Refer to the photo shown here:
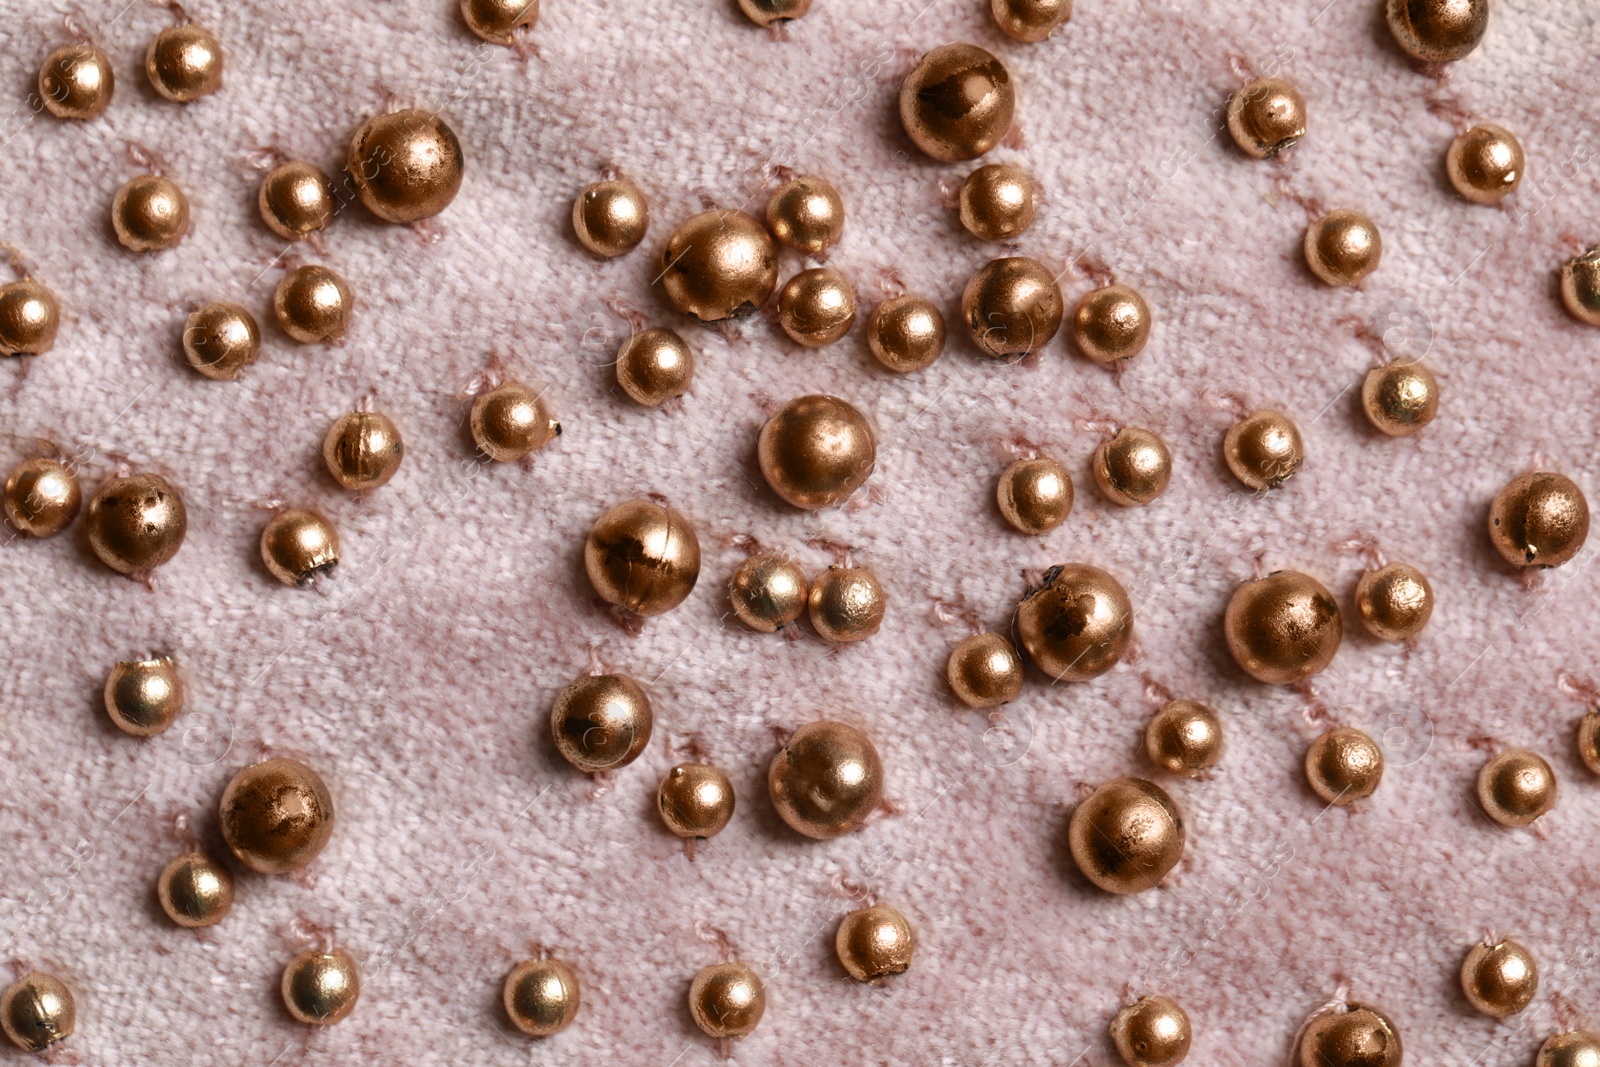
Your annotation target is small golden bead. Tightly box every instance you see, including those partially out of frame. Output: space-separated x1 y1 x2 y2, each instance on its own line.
616 327 693 405
281 949 360 1025
657 763 736 839
996 456 1073 535
946 632 1024 708
808 564 886 643
86 473 187 574
1578 711 1600 776
503 958 579 1036
1068 777 1185 894
1561 248 1600 327
1072 283 1151 365
729 553 808 633
471 381 559 462
867 294 946 373
275 264 353 344
959 164 1036 241
1016 563 1133 681
462 0 541 44
0 973 75 1052
348 109 464 224
768 720 884 839
1223 408 1303 490
737 0 810 26
259 162 335 240
157 851 234 928
260 508 340 587
573 178 649 258
899 44 1015 162
766 175 844 254
688 962 766 1039
991 0 1072 41
835 905 915 981
104 655 183 737
1227 77 1307 159
757 394 876 510
1361 362 1439 436
146 23 223 102
1110 995 1192 1067
1447 124 1523 203
38 43 113 120
4 457 79 536
0 280 61 356
584 498 701 616
1386 0 1487 62
1094 427 1171 506
183 302 260 380
322 411 402 490
1305 727 1384 805
551 674 653 773
659 209 777 323
1460 938 1538 1017
1145 700 1223 776
221 758 335 874
777 267 856 347
1488 472 1590 568
1476 748 1556 827
1224 571 1342 684
1537 1031 1600 1067
112 174 190 253
1298 1005 1402 1067
962 256 1064 359
1304 209 1382 287
1355 562 1433 641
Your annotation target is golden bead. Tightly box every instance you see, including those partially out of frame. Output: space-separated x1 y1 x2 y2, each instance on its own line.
259 162 335 240
768 720 884 839
462 0 541 44
1386 0 1487 62
1355 562 1433 641
4 457 79 537
997 456 1073 535
275 264 353 344
1304 209 1381 287
659 209 777 323
835 904 915 981
260 508 340 587
38 43 113 120
0 973 74 1052
1361 362 1438 436
947 632 1024 708
737 0 811 26
550 674 653 773
104 655 183 737
1476 748 1556 828
183 302 260 380
991 0 1072 42
688 962 766 1039
281 949 360 1025
322 410 403 490
0 280 61 355
112 174 190 253
1227 77 1306 159
1072 283 1151 365
962 256 1064 359
777 267 856 347
808 565 886 643
867 294 946 373
1145 700 1223 776
1537 1031 1600 1067
1298 1005 1402 1067
146 24 223 102
657 763 736 839
899 43 1015 162
959 164 1035 241
157 852 234 928
1460 938 1538 1017
1579 711 1600 776
1447 124 1523 203
86 473 187 574
503 958 579 1036
757 394 876 510
220 758 335 874
1094 427 1171 506
728 553 808 632
1224 570 1341 684
1016 563 1133 682
1223 408 1303 490
616 327 693 405
766 174 844 254
1068 777 1185 894
1305 727 1384 805
1110 995 1192 1067
584 498 701 615
348 109 464 224
1488 471 1590 568
573 178 649 258
1560 248 1600 327
471 381 559 462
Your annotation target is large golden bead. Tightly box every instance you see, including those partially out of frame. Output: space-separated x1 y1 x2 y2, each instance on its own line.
146 23 223 102
259 161 335 240
104 655 184 737
281 949 360 1025
275 264 353 344
86 473 188 574
867 294 946 373
183 301 260 380
38 43 113 120
1015 563 1133 682
4 457 79 536
807 565 886 643
471 381 559 462
157 851 234 928
1386 0 1487 62
220 758 335 874
583 498 700 615
1144 700 1223 777
1068 777 1185 894
112 174 190 253
348 109 464 223
260 508 340 587
757 394 876 509
1223 409 1303 490
1488 472 1589 567
1227 77 1306 159
1094 427 1172 507
899 43 1015 162
946 632 1024 708
1476 748 1555 828
322 410 403 490
503 958 579 1036
728 553 808 633
1560 248 1600 327
1304 209 1381 287
768 720 884 839
1361 362 1439 436
1355 562 1433 641
1072 283 1151 365
1224 570 1341 684
1110 995 1192 1067
835 904 915 981
777 267 856 347
962 256 1063 359
688 962 766 1039
659 209 777 323
991 0 1072 42
0 973 75 1052
996 456 1073 534
462 0 541 44
573 177 649 258
657 763 736 839
1537 1031 1600 1067
550 674 653 773
1305 727 1384 805
1460 938 1538 1017
0 280 61 355
1298 1005 1402 1067
1447 124 1523 203
766 174 844 255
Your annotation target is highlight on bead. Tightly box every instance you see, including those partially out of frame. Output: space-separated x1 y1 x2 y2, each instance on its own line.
322 410 403 490
1385 0 1488 63
991 0 1072 42
1304 209 1381 287
1355 561 1433 641
1560 248 1600 327
1446 124 1523 204
259 161 336 240
550 673 653 772
1110 995 1192 1067
1227 77 1306 159
86 473 188 574
112 174 190 253
1016 563 1133 681
348 109 465 224
38 43 114 120
766 174 845 254
757 394 876 510
768 720 884 839
573 177 649 258
1361 362 1438 437
777 267 856 347
946 632 1024 708
1223 408 1303 490
962 256 1064 359
1296 1003 1402 1067
1487 472 1590 568
1094 427 1171 506
1072 283 1151 365
1475 747 1556 828
220 757 335 874
0 279 61 356
867 294 946 373
275 265 354 344
4 457 79 536
1068 777 1185 894
1224 570 1342 684
958 163 1036 241
899 43 1015 162
615 327 693 405
728 553 808 633
996 455 1073 535
470 380 559 462
657 763 736 839
808 564 886 643
183 301 260 380
688 962 766 1039
1144 700 1223 777
584 498 701 616
157 852 235 928
659 209 777 323
1460 937 1539 1017
146 23 224 102
462 0 542 45
1304 727 1384 805
0 972 75 1052
104 655 184 737
503 957 580 1036
260 508 341 587
835 904 916 981
281 949 360 1025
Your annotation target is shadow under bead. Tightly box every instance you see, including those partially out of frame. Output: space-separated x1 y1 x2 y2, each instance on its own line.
1227 77 1306 159
503 958 579 1036
657 763 735 839
146 23 223 102
471 380 559 462
991 0 1072 42
766 174 844 254
777 267 856 347
959 163 1035 241
737 0 811 26
1015 563 1133 681
281 949 360 1025
275 264 353 344
808 565 886 643
322 411 403 490
0 973 74 1052
1304 209 1381 287
1561 248 1600 326
86 472 188 574
550 673 653 773
260 508 340 586
259 161 336 240
1362 362 1438 436
1223 408 1302 490
616 327 693 405
1297 1005 1402 1067
1072 283 1151 364
462 0 541 44
659 209 777 323
38 43 114 120
868 294 946 373
757 394 876 509
573 177 649 258
1386 0 1488 62
946 632 1024 708
4 457 79 536
183 301 260 380
728 553 808 632
962 256 1063 359
104 655 184 736
1356 561 1433 641
1068 777 1185 894
899 43 1015 162
1476 748 1556 827
768 720 883 839
1305 727 1384 805
348 109 464 224
1537 1031 1600 1067
1224 570 1341 684
997 456 1072 534
0 280 61 355
584 498 700 615
1460 937 1539 1017
688 962 766 1039
1145 700 1223 776
157 851 234 928
112 174 190 253
1488 471 1590 567
1447 124 1523 204
1094 426 1171 506
835 904 915 981
220 757 335 874
1110 995 1192 1067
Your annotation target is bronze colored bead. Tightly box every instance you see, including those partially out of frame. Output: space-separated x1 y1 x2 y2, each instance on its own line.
1068 777 1185 894
1304 210 1381 287
616 327 693 405
1227 77 1306 159
275 264 353 344
659 209 777 323
0 973 75 1052
112 174 190 253
1298 1005 1402 1067
584 498 701 616
768 720 884 839
757 394 876 510
991 0 1072 42
183 302 260 380
657 763 736 839
728 553 808 633
1016 563 1133 682
867 294 945 373
1362 362 1439 436
220 758 335 874
1145 700 1223 776
1224 408 1303 490
146 23 223 102
777 267 856 347
86 473 187 574
1488 472 1590 568
104 655 183 737
1537 1031 1600 1067
808 565 886 643
1579 711 1600 776
899 43 1015 162
281 949 360 1025
4 457 79 536
1110 995 1192 1067
737 0 810 25
1224 570 1341 684
947 632 1024 708
997 456 1072 535
766 175 844 254
688 962 766 1039
573 178 649 258
1072 283 1151 364
1476 748 1556 827
471 381 559 462
38 43 113 120
348 109 464 224
0 280 61 356
962 256 1063 359
1447 124 1523 203
259 162 335 240
835 904 915 981
550 673 653 773
1561 248 1600 327
1461 938 1538 1017
157 852 234 928
1355 562 1433 641
260 508 340 587
1386 0 1487 62
322 411 403 490
959 164 1035 241
462 0 541 44
1094 427 1171 506
503 958 579 1036
1305 727 1384 805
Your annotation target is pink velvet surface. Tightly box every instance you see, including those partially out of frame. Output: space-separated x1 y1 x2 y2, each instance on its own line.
3 0 1599 1063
